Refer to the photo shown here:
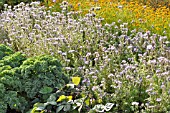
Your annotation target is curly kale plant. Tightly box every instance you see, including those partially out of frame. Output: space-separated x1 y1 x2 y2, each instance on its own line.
18 55 69 99
0 44 68 113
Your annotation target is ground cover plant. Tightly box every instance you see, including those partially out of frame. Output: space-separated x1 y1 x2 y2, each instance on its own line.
0 44 69 112
0 1 170 113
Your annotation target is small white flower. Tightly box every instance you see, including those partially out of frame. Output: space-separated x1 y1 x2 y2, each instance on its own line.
123 23 128 26
118 19 121 23
89 72 95 75
62 52 67 56
4 4 8 8
108 73 114 78
146 88 153 92
156 98 161 102
95 7 101 10
34 24 41 30
127 45 133 49
92 86 98 91
148 106 155 108
150 59 157 65
68 50 75 53
86 52 91 57
132 102 139 106
120 24 124 28
118 5 123 9
146 45 153 50
65 67 71 70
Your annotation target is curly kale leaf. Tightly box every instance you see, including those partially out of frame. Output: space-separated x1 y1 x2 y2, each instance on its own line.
0 69 15 76
0 52 26 68
0 83 5 97
4 91 27 112
20 55 68 83
0 44 14 60
0 101 7 113
0 65 12 73
0 83 7 113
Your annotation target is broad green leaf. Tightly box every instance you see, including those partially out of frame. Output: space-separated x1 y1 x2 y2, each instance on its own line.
33 103 45 111
39 86 53 94
63 104 71 112
47 94 56 102
85 98 90 106
46 101 57 105
56 84 63 89
72 77 81 85
31 98 40 104
56 105 64 113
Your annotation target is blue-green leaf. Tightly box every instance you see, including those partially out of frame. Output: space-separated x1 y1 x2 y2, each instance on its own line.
33 103 45 111
47 94 56 102
39 86 53 94
63 104 71 112
56 105 64 113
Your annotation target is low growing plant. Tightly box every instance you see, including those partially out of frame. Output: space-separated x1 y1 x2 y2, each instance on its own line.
0 44 69 113
31 76 115 113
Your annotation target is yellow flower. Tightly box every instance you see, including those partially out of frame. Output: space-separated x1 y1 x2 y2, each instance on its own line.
72 77 81 85
57 95 66 102
57 95 73 102
67 96 73 101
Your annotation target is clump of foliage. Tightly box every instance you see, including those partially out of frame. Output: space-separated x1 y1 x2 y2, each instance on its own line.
31 76 115 113
30 77 84 113
0 44 68 113
0 44 14 60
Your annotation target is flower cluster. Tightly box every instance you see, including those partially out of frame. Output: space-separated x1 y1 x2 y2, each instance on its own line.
44 0 170 39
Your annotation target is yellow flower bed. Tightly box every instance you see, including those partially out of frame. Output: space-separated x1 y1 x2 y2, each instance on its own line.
44 0 170 38
95 1 170 35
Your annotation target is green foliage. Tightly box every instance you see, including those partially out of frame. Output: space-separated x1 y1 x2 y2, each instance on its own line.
0 44 68 112
31 83 86 113
31 81 115 113
0 52 26 68
0 44 14 60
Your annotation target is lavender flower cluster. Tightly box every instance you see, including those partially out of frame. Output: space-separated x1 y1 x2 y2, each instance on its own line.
0 1 170 112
